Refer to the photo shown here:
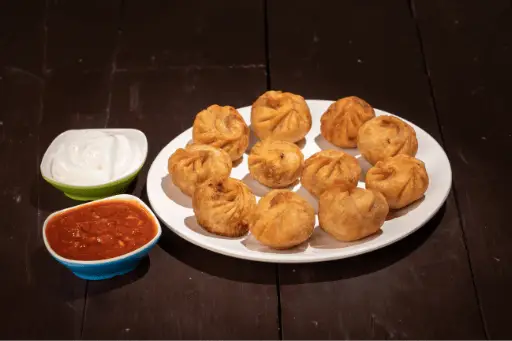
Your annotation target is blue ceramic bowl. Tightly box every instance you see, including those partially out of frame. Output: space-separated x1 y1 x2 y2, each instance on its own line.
42 194 162 280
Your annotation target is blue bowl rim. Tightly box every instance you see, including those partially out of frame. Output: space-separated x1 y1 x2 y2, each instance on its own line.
42 194 162 265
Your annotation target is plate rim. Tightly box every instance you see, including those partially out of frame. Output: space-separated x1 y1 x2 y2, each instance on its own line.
146 99 452 263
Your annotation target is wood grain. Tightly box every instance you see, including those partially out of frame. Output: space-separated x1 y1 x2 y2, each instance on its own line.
117 0 266 69
0 0 46 74
267 0 485 338
80 1 278 338
37 1 121 213
81 69 279 340
1 0 121 338
0 0 86 338
1 0 509 338
413 0 512 338
45 0 122 72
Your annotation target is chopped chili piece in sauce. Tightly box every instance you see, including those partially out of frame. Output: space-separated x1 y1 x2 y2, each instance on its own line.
45 200 157 261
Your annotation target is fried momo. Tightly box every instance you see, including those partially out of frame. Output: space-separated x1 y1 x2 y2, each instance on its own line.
168 144 232 197
320 96 375 148
365 154 429 209
248 139 304 188
319 187 389 242
357 115 418 165
251 91 312 143
193 178 256 237
192 104 249 161
301 150 361 198
249 190 315 249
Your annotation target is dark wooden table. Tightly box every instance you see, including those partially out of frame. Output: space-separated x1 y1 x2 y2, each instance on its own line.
1 0 511 339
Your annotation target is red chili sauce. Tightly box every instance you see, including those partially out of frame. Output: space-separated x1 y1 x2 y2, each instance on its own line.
45 200 157 261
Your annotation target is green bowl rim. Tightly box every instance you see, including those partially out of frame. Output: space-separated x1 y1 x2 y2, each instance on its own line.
41 162 145 190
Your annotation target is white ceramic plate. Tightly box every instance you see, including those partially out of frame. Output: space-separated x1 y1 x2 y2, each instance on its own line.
146 100 451 263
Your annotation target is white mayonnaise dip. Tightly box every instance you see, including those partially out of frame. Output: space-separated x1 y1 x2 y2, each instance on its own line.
49 130 142 186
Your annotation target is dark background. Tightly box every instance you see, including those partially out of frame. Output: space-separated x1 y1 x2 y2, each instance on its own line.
0 0 511 339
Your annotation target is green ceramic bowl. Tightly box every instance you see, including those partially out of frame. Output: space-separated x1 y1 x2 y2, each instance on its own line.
40 129 148 201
